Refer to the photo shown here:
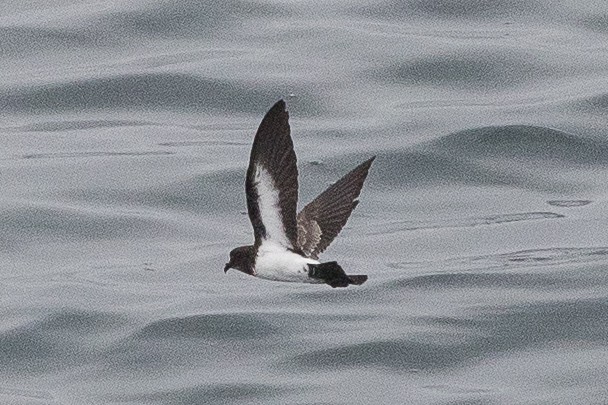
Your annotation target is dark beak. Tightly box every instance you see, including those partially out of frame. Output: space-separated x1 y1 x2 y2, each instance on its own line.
224 263 230 273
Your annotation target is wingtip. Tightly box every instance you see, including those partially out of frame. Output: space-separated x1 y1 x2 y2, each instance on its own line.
271 99 287 111
258 99 289 126
356 155 376 171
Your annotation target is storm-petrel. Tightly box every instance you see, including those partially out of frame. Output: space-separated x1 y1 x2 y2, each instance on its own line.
224 100 374 288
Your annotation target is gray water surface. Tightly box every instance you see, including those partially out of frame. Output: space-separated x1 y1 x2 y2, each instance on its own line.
2 1 608 404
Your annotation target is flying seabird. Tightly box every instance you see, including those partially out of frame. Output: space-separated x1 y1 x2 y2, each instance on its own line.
224 100 374 288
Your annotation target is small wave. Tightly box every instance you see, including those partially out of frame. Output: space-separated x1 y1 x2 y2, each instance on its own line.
100 313 283 373
0 387 55 402
421 384 494 395
422 297 608 351
578 14 608 35
0 310 126 375
369 150 578 192
4 119 160 133
280 339 465 372
387 271 587 291
1 1 287 57
1 203 172 243
90 0 285 39
158 140 247 147
0 26 99 56
372 212 563 235
576 92 608 115
21 151 173 160
64 169 244 214
284 297 608 373
0 73 318 115
112 383 289 404
30 310 127 334
354 0 543 20
389 247 608 271
547 200 592 208
378 50 549 90
131 313 277 341
425 125 608 165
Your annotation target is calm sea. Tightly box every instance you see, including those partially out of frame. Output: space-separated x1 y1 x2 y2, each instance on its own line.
1 1 608 404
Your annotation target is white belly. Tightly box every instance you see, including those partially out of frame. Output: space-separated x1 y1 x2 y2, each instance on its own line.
255 242 322 283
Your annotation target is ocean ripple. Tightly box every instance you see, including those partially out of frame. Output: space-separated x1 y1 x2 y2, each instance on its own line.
1 203 171 243
112 383 290 405
282 298 608 372
131 313 278 340
281 339 472 372
0 73 317 114
371 212 563 235
0 310 126 375
425 125 608 165
0 26 100 56
90 0 285 39
355 0 544 20
389 247 608 272
64 169 244 214
382 51 549 90
3 119 161 133
370 150 578 192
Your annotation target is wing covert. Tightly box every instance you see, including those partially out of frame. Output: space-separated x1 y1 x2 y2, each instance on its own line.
297 157 375 258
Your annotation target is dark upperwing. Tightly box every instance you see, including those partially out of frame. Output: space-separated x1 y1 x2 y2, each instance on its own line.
245 99 300 250
297 157 375 259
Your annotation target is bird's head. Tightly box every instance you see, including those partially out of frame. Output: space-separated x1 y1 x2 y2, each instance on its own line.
224 245 255 275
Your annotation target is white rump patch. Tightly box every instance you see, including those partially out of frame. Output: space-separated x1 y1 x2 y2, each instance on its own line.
254 164 291 248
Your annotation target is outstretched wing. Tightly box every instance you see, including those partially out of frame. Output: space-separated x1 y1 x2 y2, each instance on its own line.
246 100 300 250
297 157 375 259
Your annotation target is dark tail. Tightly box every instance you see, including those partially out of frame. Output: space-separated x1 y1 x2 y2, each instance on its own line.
347 275 368 285
308 262 368 288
